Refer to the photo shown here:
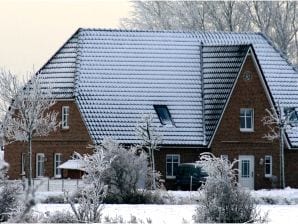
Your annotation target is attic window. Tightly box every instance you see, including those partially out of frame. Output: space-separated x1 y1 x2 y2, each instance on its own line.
154 105 173 125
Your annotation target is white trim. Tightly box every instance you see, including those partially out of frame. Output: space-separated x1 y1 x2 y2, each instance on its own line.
208 47 276 148
264 155 273 177
166 154 180 179
56 99 75 102
239 155 255 189
240 108 254 132
61 106 70 129
36 153 45 178
54 153 62 178
21 153 26 175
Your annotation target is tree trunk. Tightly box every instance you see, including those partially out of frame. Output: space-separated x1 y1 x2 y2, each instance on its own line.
151 147 156 190
28 134 32 187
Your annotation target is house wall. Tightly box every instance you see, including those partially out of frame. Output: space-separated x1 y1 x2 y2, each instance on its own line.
285 149 298 188
155 147 207 190
210 54 281 189
4 100 92 179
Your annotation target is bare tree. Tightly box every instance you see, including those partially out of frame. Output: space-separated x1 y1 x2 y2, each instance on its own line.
136 114 162 190
0 70 59 187
122 1 297 65
262 104 297 188
205 1 252 32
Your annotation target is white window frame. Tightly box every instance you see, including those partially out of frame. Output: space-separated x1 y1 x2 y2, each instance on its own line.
36 153 45 178
166 154 180 179
240 108 254 132
21 153 26 175
264 155 272 177
54 153 62 178
62 106 70 129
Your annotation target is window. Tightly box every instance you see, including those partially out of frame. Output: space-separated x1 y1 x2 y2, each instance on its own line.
54 153 62 178
154 105 174 125
166 154 180 178
36 153 45 177
240 108 254 131
264 155 272 177
62 106 69 129
241 160 250 178
21 153 26 175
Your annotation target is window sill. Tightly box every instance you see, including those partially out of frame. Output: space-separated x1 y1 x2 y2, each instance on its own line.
54 175 62 179
61 127 70 131
240 129 254 133
166 176 176 180
265 174 272 178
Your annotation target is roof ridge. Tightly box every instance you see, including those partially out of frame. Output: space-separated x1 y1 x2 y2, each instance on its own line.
77 27 261 35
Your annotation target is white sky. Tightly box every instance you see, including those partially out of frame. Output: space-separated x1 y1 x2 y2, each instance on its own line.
0 0 131 77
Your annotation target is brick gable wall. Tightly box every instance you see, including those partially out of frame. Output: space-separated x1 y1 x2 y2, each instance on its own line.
211 54 280 189
4 101 93 179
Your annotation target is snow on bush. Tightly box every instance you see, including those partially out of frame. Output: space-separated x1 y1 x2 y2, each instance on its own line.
193 152 266 223
0 164 23 222
42 210 77 223
100 138 150 203
66 144 112 223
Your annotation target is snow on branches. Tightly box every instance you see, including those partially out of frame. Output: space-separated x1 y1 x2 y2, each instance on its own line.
2 73 59 143
136 114 162 190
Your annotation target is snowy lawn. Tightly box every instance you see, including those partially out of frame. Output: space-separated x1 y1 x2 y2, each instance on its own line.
34 203 298 224
36 187 298 205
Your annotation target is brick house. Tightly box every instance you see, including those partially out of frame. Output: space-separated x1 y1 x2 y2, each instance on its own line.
4 29 298 190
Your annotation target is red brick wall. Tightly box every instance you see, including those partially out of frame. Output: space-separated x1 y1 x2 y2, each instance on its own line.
4 100 92 179
285 149 298 188
210 55 281 189
155 147 207 190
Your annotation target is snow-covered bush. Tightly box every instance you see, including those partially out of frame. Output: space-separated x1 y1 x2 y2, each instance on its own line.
42 211 77 223
0 166 23 222
193 153 266 223
0 159 26 222
66 145 112 223
101 138 148 203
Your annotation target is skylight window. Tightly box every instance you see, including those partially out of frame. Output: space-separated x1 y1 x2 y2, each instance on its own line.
154 105 174 126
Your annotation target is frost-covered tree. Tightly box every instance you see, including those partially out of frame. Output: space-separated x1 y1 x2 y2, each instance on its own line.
0 70 59 187
136 114 162 190
194 153 266 223
262 104 298 189
122 1 297 65
66 144 113 223
100 138 148 202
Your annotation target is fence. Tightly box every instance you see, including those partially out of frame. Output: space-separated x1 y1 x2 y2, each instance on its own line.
19 178 85 192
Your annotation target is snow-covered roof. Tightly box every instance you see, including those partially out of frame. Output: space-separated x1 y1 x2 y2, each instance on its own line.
57 159 85 171
37 29 298 147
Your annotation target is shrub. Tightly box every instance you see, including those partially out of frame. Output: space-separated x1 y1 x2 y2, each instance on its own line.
193 153 267 223
101 138 148 203
104 190 164 204
42 211 77 223
0 181 22 222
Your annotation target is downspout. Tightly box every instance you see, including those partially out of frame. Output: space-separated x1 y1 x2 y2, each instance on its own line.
200 42 207 146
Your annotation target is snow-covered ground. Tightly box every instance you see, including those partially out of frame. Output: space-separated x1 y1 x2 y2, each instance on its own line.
33 188 298 222
34 203 298 224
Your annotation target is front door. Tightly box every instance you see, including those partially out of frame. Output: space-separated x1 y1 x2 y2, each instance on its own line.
239 155 254 189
